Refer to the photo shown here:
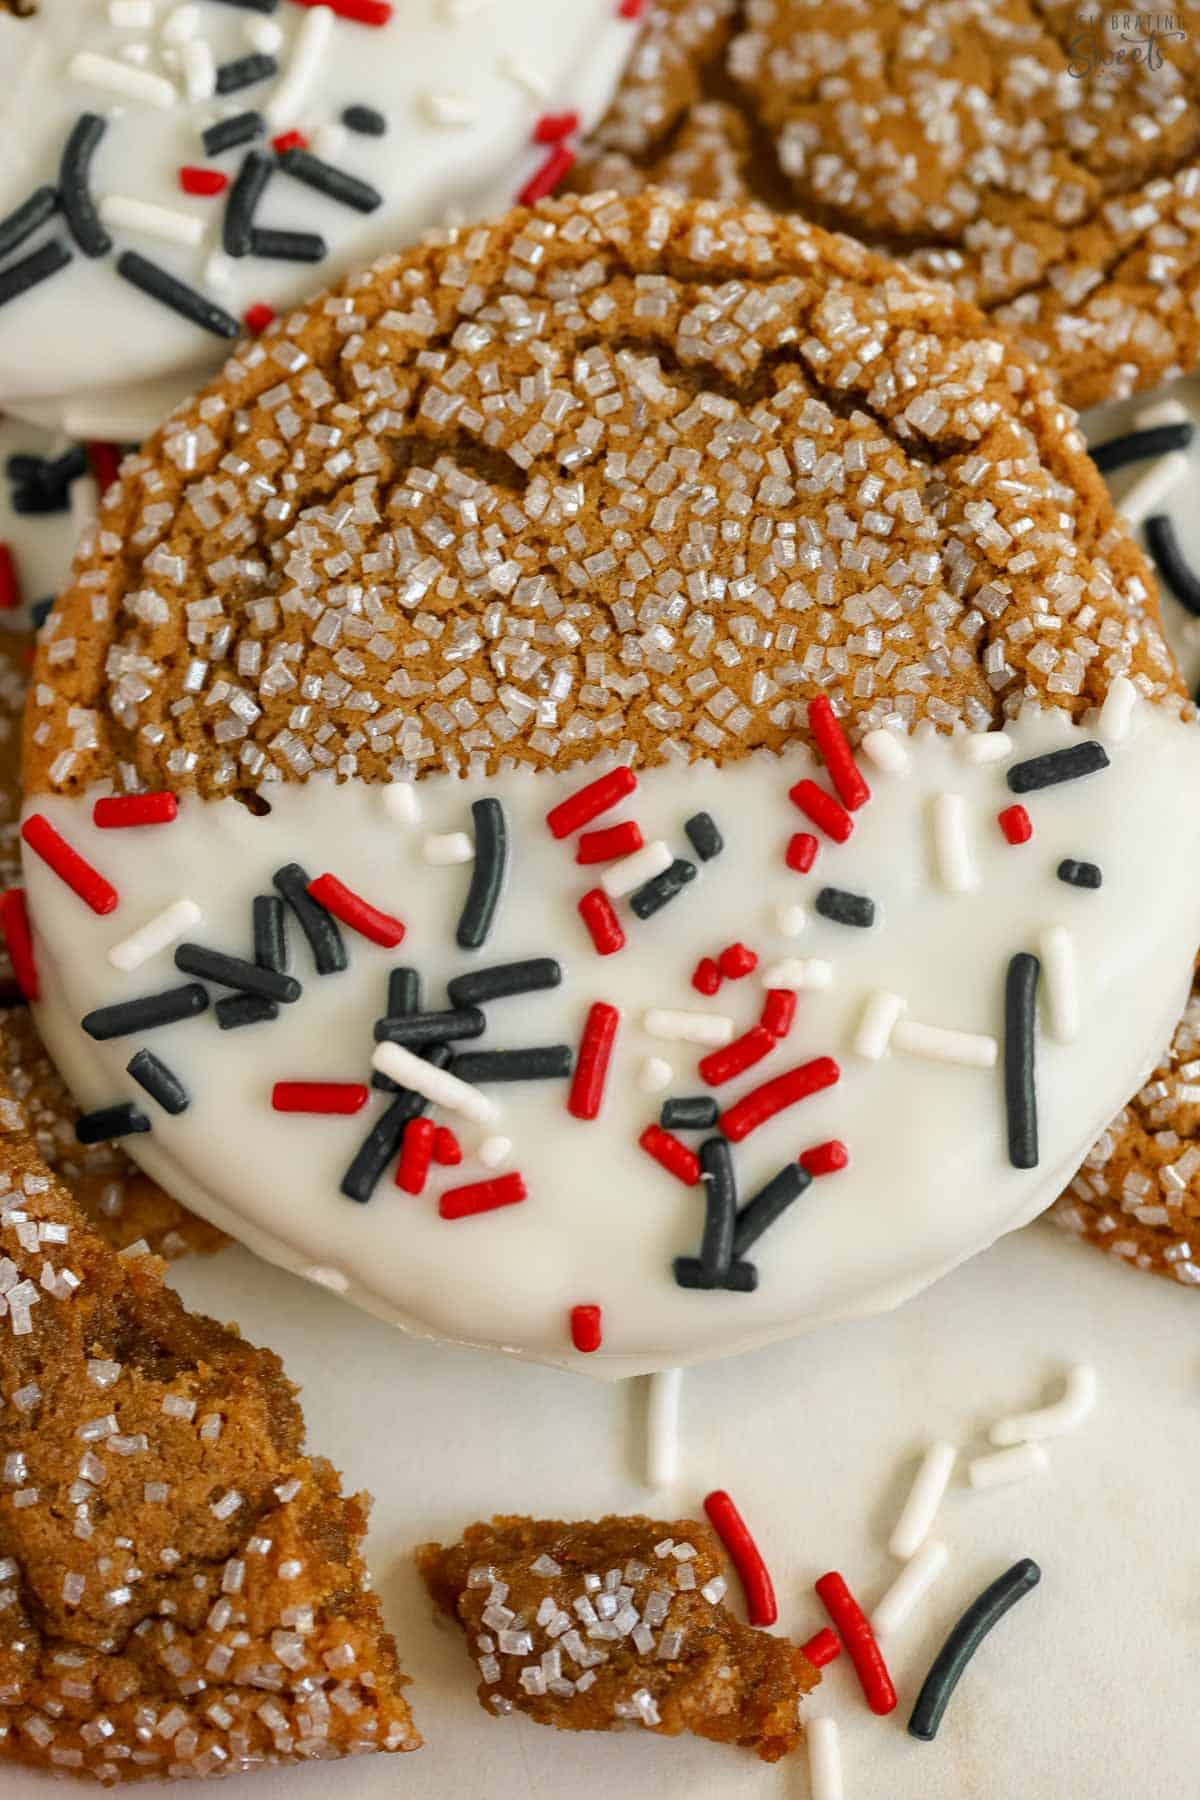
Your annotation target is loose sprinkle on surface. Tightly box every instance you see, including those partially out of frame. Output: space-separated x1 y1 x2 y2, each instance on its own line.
908 1559 1041 1742
966 1442 1049 1490
703 1489 777 1628
988 1364 1097 1446
871 1538 949 1639
888 1440 957 1560
814 1570 896 1715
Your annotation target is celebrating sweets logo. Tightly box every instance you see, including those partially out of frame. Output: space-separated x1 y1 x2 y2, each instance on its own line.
1068 10 1188 74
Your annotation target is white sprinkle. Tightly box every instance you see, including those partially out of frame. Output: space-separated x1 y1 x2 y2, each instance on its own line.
108 898 202 973
861 727 910 774
1120 452 1188 529
888 1439 957 1559
109 0 154 25
1038 926 1079 1044
931 791 976 893
500 51 549 96
1097 674 1136 744
988 1364 1097 1447
643 1008 734 1048
959 731 1013 766
423 831 473 865
64 402 158 442
242 13 283 52
265 3 334 125
422 90 480 127
381 781 420 824
892 1018 997 1069
180 36 216 101
477 1136 512 1170
806 1717 843 1800
645 1368 682 1490
601 839 672 898
872 1538 949 1638
761 957 831 992
70 474 99 533
372 1042 498 1125
304 1265 348 1294
1134 396 1189 430
773 901 806 937
162 4 200 43
99 195 205 248
637 1057 673 1094
69 50 177 108
853 989 905 1060
967 1441 1049 1491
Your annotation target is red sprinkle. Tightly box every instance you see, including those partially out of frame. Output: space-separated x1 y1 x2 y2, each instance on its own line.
21 815 118 915
570 1303 602 1353
0 545 20 612
814 1571 897 1715
786 831 818 873
179 165 229 197
998 803 1032 845
568 1001 619 1120
617 0 645 14
86 441 122 494
243 302 276 335
517 143 575 207
703 1489 777 1627
546 765 637 837
638 1124 701 1186
801 1139 849 1177
439 1172 527 1221
576 820 643 864
533 110 579 143
432 1125 462 1166
0 889 38 1001
760 988 796 1038
808 695 871 811
800 1627 842 1670
578 887 625 955
718 941 757 980
395 1117 435 1194
271 1081 369 1115
720 1056 840 1142
691 955 722 996
271 129 308 153
290 0 392 22
789 779 853 843
306 873 404 947
698 1025 776 1088
92 792 177 829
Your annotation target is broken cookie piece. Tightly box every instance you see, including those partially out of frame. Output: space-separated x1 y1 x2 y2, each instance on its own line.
418 1513 817 1761
0 1073 419 1781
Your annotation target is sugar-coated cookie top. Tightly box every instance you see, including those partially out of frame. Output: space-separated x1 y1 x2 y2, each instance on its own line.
0 0 641 435
23 188 1183 803
574 0 1200 410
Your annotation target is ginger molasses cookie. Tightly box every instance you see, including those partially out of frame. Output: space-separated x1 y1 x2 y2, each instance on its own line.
18 188 1200 1374
0 1073 420 1781
0 0 644 438
573 1 1200 412
418 1513 819 1757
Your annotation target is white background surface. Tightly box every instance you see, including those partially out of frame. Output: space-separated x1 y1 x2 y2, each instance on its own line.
11 1219 1200 1798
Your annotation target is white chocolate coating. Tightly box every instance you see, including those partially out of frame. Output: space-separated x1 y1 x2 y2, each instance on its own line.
23 697 1200 1375
0 0 638 435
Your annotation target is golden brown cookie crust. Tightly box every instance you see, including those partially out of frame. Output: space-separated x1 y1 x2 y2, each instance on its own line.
573 1 1200 410
23 188 1183 807
0 1076 419 1780
418 1512 816 1760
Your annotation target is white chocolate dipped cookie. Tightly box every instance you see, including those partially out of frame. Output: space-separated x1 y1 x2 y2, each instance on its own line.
18 189 1200 1374
0 0 642 437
